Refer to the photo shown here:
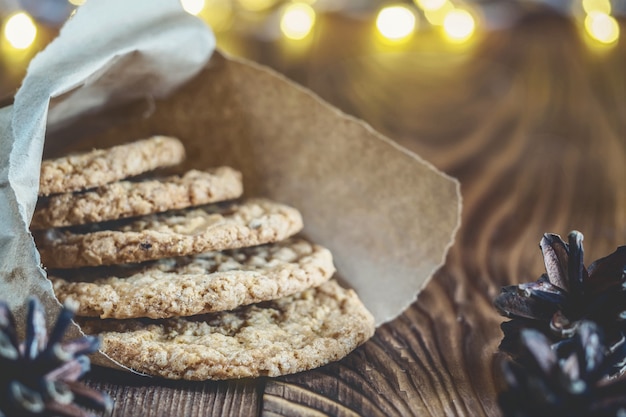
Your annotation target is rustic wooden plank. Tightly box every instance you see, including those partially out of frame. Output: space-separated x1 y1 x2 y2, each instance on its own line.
83 367 262 417
264 348 417 417
257 11 625 417
264 382 362 417
258 276 501 417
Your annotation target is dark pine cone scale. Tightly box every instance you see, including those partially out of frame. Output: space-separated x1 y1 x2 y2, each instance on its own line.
0 297 112 417
495 231 626 375
499 321 626 417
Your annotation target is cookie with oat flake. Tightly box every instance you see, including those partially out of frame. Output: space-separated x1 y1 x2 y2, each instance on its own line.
39 136 186 196
79 280 375 380
36 198 303 268
32 167 243 229
50 237 335 319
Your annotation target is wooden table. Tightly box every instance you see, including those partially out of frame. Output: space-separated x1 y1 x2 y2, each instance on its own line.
72 9 623 417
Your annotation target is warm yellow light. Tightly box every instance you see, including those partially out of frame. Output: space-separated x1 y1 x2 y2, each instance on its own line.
68 0 86 6
585 11 619 44
582 0 611 14
202 0 234 32
376 5 416 41
423 1 453 25
280 3 316 40
181 0 205 15
3 12 37 50
238 0 278 12
414 0 447 11
443 9 475 42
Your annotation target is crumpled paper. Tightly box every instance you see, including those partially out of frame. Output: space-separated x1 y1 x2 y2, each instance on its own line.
0 0 461 373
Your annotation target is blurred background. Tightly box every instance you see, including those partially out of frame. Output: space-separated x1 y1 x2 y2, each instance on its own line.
0 0 623 104
0 3 624 415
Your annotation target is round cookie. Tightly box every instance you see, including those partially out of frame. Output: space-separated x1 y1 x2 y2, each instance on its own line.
36 198 303 268
39 136 186 196
32 167 243 229
51 238 335 319
79 280 376 380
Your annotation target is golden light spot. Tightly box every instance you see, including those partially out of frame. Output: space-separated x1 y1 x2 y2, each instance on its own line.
414 0 447 11
181 0 205 15
238 0 278 12
280 3 316 40
582 0 611 15
3 12 37 50
376 5 417 41
423 0 453 25
443 9 475 42
202 0 234 32
585 11 619 44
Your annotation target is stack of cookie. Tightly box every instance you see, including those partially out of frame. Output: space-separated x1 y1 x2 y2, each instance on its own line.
32 136 375 380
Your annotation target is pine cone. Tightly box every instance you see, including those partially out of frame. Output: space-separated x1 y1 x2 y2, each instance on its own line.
498 321 626 417
495 231 626 374
0 297 112 417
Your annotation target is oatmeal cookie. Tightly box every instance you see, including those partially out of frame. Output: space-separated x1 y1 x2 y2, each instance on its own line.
51 238 335 319
32 168 243 229
39 136 185 196
36 198 303 268
80 280 375 380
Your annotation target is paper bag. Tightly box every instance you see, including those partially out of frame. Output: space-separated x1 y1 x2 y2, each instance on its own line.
0 0 461 372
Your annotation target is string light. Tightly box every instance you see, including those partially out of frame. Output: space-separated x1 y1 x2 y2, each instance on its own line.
202 0 234 32
584 11 619 44
238 0 278 12
414 0 447 12
181 0 205 15
582 0 611 14
3 12 37 50
423 0 453 26
280 3 316 40
443 8 475 42
376 5 417 41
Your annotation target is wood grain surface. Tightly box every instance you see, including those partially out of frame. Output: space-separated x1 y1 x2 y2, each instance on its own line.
81 10 625 417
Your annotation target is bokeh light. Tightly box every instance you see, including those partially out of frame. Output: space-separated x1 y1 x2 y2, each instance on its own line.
238 0 278 12
181 0 205 15
280 3 316 40
443 9 475 42
376 5 417 41
582 0 611 15
414 0 447 12
584 11 619 44
202 0 234 32
3 12 37 50
423 0 453 26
